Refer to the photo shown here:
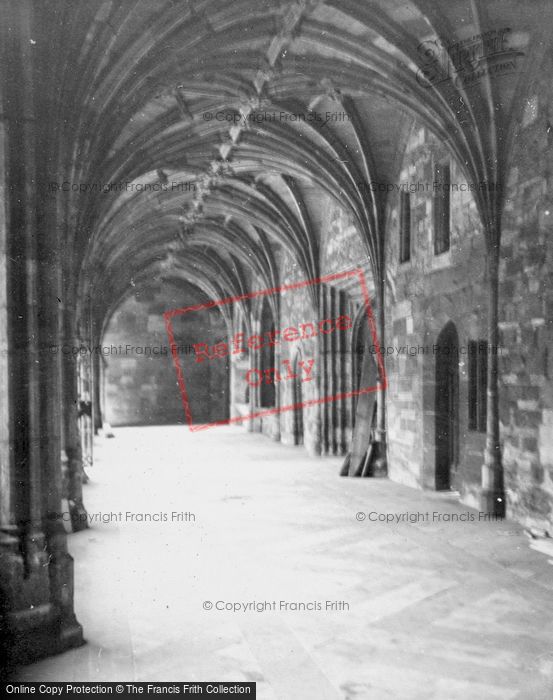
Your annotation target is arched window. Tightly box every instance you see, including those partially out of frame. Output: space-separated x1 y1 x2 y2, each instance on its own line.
435 321 459 490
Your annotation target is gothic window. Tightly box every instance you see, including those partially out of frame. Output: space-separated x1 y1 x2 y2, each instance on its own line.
433 161 450 254
399 191 411 263
468 340 487 432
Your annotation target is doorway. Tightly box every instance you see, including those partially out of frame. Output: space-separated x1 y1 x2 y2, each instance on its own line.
435 321 459 490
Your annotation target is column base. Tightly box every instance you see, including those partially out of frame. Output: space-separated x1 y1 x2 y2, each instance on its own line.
69 499 89 532
343 440 388 478
3 606 84 671
367 440 388 478
0 525 84 672
57 617 85 653
480 488 506 517
371 454 388 478
0 564 84 673
339 453 351 476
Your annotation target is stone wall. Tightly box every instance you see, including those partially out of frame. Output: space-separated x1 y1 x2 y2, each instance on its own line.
236 219 366 456
384 124 488 501
318 197 373 454
277 248 322 455
499 51 553 531
103 282 229 427
274 195 374 456
215 122 553 533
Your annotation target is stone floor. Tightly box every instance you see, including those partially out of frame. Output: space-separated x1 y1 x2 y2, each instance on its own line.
16 426 553 699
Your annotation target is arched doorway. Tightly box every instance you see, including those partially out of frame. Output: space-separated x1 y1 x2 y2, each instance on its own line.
292 353 304 445
435 321 459 490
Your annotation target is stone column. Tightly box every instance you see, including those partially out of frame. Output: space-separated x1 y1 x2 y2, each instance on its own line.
40 190 84 662
78 339 94 469
337 289 348 454
0 1 54 667
0 48 25 674
0 0 83 665
372 279 388 477
250 315 261 433
481 237 506 516
92 342 103 434
247 328 255 432
328 286 337 454
320 285 329 454
62 306 88 532
36 17 84 655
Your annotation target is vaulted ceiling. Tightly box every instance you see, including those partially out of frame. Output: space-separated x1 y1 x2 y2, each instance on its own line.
16 0 551 332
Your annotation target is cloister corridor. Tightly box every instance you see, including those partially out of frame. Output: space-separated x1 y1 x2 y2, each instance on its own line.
15 426 553 700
